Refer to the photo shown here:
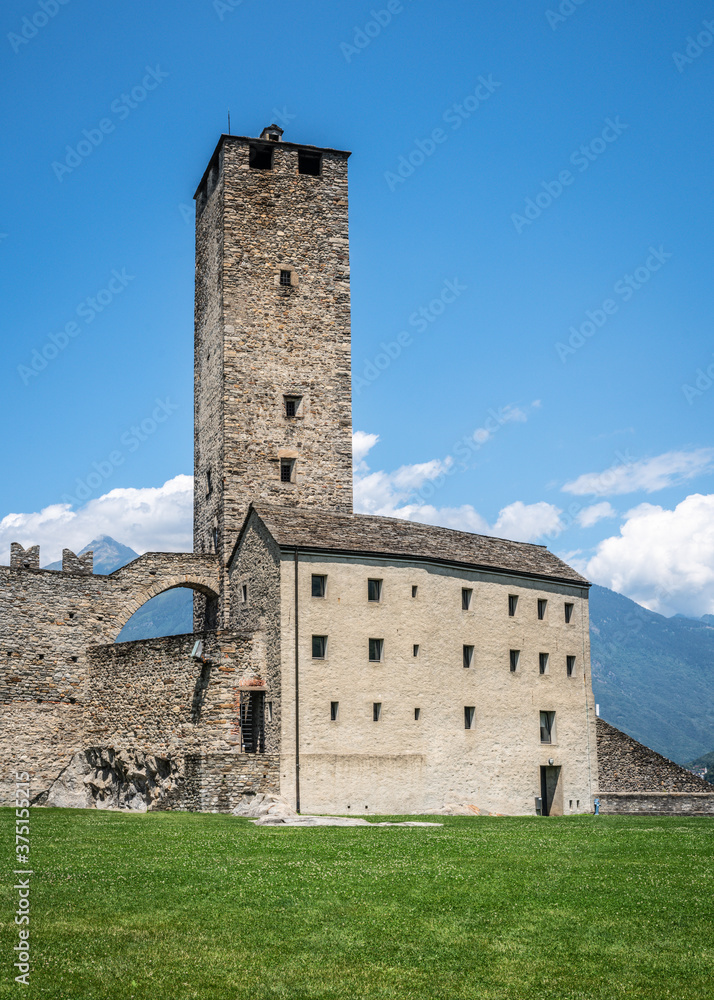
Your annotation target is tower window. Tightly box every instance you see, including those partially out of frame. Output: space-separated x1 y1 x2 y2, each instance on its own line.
464 706 475 730
567 655 576 677
206 470 212 496
280 269 292 287
540 711 555 744
538 599 548 620
312 574 326 598
509 649 520 672
508 594 518 617
367 578 382 602
539 652 549 675
564 602 574 624
463 645 474 668
268 132 280 142
284 394 301 416
462 587 473 610
373 702 382 722
414 707 421 720
298 150 322 176
412 585 418 598
280 459 295 483
330 701 339 721
249 143 273 170
368 638 384 662
241 584 248 603
413 644 419 657
312 635 327 659
267 701 273 723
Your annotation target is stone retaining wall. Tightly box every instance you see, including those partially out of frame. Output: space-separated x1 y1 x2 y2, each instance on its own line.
598 792 714 815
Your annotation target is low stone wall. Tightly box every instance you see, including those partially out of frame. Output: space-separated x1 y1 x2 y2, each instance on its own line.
596 718 711 793
165 753 281 813
598 792 714 815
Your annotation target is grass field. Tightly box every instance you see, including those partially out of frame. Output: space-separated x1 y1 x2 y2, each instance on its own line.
1 809 713 999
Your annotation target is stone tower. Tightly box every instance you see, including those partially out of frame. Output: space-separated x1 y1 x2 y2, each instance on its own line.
192 125 354 585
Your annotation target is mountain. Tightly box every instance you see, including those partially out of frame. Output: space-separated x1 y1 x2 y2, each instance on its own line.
589 584 714 765
44 536 140 575
683 749 714 784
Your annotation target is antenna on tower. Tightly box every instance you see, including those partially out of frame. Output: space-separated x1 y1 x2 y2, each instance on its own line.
227 109 231 135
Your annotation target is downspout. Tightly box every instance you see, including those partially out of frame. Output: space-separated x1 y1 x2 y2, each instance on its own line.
294 547 301 814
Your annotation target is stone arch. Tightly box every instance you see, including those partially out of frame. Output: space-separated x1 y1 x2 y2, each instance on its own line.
108 577 219 643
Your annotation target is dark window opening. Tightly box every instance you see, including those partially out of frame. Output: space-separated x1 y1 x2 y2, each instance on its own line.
373 702 382 722
414 707 421 720
368 578 382 602
241 584 248 603
206 469 212 496
241 691 265 754
249 143 273 170
508 594 518 617
564 602 574 624
464 706 475 730
330 701 339 721
280 459 294 483
463 644 474 669
462 587 473 610
266 701 273 722
298 150 322 176
413 643 419 657
538 598 548 620
268 132 280 142
412 585 418 598
312 574 326 598
510 649 520 673
280 269 292 287
539 652 549 675
368 638 383 662
540 710 555 744
284 394 301 416
312 635 327 659
567 655 576 677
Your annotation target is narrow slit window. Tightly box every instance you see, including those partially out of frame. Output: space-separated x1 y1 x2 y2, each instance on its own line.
373 702 382 722
464 706 475 730
462 587 473 611
540 710 555 744
413 643 419 657
564 602 574 624
280 269 292 287
311 574 326 598
312 635 327 659
367 578 382 602
330 701 339 721
414 707 421 720
284 394 301 416
508 594 518 617
212 527 219 552
412 585 418 598
567 655 576 677
266 702 273 723
241 584 248 603
249 143 273 170
463 645 474 668
538 598 548 620
298 150 322 176
368 638 384 662
539 652 549 675
280 459 294 483
509 649 520 672
206 469 212 496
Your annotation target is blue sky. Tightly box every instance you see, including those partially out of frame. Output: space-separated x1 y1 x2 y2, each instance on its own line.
1 0 713 616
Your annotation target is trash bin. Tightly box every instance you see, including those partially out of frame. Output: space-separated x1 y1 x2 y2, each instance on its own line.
535 796 543 816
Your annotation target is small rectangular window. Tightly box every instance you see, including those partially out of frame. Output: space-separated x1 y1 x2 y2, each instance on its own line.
267 701 273 723
312 635 327 659
206 469 212 496
564 602 574 624
508 594 518 617
298 150 322 176
413 644 419 657
241 584 248 603
311 574 326 598
540 710 555 744
566 655 576 677
280 458 294 483
212 527 219 552
367 578 382 602
462 587 473 610
249 143 273 170
538 598 548 620
280 269 292 287
368 638 384 662
463 644 474 669
539 652 549 675
464 706 475 729
373 702 382 722
330 701 339 721
414 707 421 720
411 585 418 598
509 649 520 672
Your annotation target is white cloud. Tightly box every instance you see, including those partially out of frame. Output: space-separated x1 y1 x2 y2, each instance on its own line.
0 475 194 566
584 493 714 616
472 403 529 445
563 449 714 497
492 501 563 542
352 431 379 465
576 501 616 528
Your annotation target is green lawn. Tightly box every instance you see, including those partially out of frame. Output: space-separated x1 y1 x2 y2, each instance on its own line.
1 809 712 999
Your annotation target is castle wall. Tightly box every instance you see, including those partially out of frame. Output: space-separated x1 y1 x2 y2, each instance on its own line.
279 551 597 816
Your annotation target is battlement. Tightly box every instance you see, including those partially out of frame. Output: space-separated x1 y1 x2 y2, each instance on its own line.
62 549 94 575
8 543 93 574
10 543 40 570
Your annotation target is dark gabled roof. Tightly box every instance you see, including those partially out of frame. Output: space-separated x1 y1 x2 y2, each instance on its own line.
238 504 589 587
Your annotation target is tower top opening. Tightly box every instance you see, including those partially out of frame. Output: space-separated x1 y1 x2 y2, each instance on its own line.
260 124 284 141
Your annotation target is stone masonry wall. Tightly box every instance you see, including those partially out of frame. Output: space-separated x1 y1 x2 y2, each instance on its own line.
596 717 712 793
597 792 714 815
166 752 281 812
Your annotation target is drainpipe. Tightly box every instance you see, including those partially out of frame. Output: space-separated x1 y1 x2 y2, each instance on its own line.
294 547 301 814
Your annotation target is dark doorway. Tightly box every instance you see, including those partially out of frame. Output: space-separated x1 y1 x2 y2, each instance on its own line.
240 691 265 754
540 765 562 816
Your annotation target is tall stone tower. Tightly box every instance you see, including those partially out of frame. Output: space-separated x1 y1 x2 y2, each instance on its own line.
193 125 354 582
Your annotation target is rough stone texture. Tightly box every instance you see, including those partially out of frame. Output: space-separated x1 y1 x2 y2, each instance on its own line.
193 132 354 633
596 718 712 792
11 543 39 570
597 792 714 815
173 753 280 812
62 549 93 574
38 748 180 811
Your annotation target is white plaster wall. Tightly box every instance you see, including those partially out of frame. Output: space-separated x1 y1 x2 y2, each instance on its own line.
279 552 597 816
